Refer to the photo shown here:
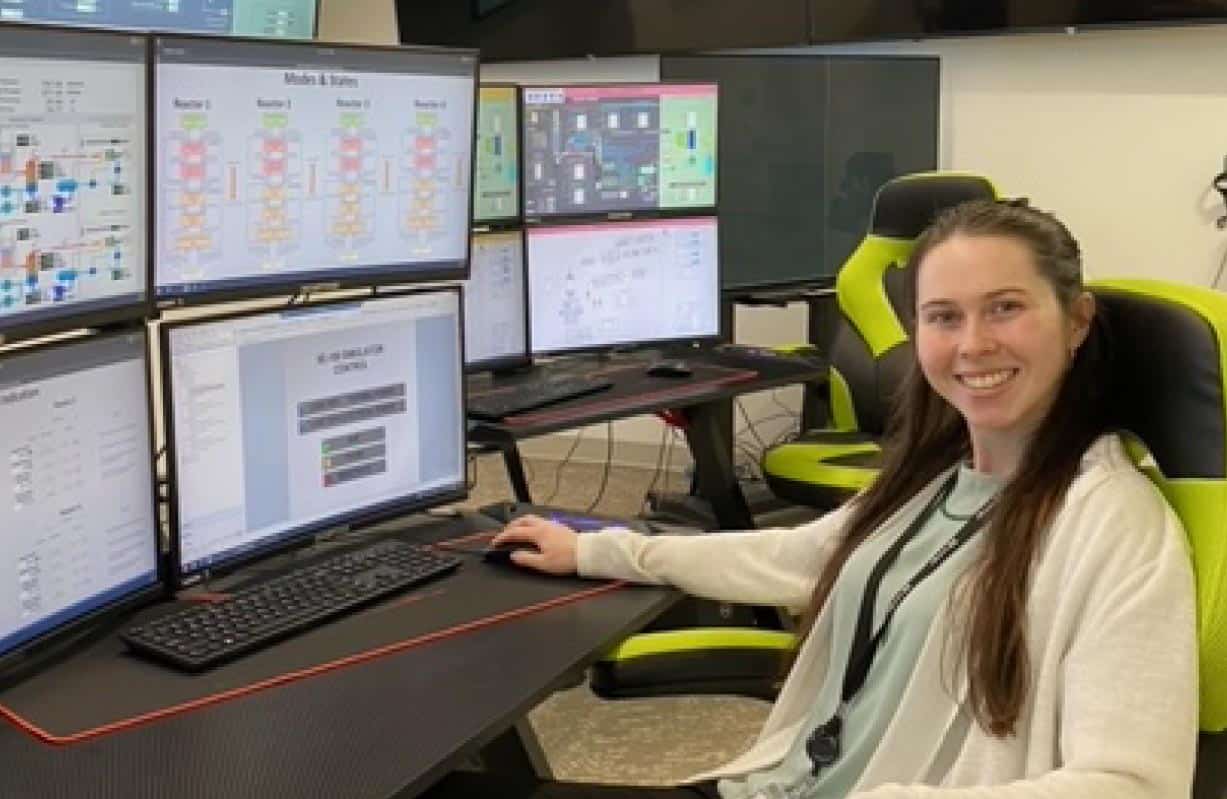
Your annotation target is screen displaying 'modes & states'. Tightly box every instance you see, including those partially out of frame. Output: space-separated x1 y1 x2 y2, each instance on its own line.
154 36 476 304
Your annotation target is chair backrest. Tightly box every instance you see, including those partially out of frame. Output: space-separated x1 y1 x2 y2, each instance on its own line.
827 172 1000 435
1092 279 1227 735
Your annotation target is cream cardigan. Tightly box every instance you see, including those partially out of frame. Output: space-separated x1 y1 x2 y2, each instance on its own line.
576 435 1198 798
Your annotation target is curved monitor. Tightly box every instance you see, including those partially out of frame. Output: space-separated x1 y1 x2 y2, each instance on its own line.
522 83 718 220
464 229 528 372
473 85 520 225
162 289 467 585
0 24 149 344
0 329 160 679
527 216 721 355
153 35 478 306
0 0 318 39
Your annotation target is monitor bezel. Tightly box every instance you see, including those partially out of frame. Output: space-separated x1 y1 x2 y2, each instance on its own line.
525 215 725 358
150 32 480 310
464 227 531 374
0 21 153 347
0 324 165 688
471 82 523 229
518 80 721 224
160 286 470 589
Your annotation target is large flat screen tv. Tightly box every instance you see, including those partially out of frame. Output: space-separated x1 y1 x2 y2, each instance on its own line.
809 1 1227 44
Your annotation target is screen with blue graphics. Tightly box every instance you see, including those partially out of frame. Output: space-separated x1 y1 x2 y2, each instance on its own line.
0 25 148 342
0 1 317 39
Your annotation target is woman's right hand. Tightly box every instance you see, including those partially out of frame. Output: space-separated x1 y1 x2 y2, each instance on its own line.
489 515 580 575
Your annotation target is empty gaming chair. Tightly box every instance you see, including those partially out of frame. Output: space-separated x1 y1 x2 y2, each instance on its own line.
761 172 1000 510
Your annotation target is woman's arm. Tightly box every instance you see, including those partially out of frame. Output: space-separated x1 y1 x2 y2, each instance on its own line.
493 502 856 613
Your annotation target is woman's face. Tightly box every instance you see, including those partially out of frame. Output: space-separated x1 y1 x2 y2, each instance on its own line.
914 233 1092 445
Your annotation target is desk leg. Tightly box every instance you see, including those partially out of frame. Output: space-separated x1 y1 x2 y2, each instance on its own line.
478 719 554 780
501 443 534 503
682 402 755 530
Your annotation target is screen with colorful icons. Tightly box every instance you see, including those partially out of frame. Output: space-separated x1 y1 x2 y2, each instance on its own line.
153 35 477 304
473 85 519 223
0 25 149 342
522 83 717 217
0 1 317 39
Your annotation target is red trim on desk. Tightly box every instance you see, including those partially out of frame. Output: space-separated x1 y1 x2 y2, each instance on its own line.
0 580 627 748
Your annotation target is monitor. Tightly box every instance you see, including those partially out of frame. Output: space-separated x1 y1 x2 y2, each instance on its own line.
0 24 148 344
0 1 319 39
660 54 939 293
0 329 160 675
522 83 718 219
464 229 527 371
162 289 467 585
526 216 721 355
153 35 478 306
473 85 519 225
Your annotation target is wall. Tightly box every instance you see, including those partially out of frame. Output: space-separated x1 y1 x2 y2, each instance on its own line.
323 3 1227 464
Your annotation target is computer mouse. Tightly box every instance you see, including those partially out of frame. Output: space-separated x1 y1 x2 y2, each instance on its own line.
645 360 692 378
481 542 540 566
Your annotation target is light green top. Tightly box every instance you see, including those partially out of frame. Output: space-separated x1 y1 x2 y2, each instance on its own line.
718 464 1002 799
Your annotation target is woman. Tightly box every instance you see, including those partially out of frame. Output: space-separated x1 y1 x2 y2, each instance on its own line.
430 200 1197 798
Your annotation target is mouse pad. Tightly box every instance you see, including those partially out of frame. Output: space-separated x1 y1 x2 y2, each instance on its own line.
0 514 632 742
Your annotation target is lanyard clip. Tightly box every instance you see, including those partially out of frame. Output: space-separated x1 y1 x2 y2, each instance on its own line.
806 714 843 773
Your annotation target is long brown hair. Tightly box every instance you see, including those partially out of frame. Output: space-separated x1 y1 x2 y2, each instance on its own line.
799 200 1112 736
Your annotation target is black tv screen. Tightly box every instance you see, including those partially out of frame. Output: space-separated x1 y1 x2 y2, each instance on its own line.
661 54 939 293
809 0 1227 43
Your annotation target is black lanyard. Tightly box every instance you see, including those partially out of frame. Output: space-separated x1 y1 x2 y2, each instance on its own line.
806 471 995 774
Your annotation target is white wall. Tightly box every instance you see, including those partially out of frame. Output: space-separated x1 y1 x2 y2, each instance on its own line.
323 4 1227 463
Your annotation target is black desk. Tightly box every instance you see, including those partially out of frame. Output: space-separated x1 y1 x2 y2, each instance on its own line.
0 514 677 799
468 348 828 530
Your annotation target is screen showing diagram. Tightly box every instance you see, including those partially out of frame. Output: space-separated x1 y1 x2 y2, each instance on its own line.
464 230 525 367
0 331 158 659
522 83 717 217
527 216 720 354
0 1 317 39
154 36 476 303
165 290 465 580
473 86 519 223
0 26 147 339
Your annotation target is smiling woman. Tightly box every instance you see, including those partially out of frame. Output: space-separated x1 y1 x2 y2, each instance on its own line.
426 199 1197 799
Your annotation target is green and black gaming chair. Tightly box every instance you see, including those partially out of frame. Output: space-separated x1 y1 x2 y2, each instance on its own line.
762 172 1000 510
1089 279 1227 799
596 279 1227 798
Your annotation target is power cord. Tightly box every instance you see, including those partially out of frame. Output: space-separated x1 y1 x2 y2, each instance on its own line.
542 428 585 506
584 422 614 513
642 422 670 511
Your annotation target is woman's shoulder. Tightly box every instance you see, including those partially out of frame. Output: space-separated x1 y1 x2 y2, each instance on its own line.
1054 432 1184 560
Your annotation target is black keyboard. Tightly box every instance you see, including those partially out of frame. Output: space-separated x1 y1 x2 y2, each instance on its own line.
467 375 614 421
121 539 461 672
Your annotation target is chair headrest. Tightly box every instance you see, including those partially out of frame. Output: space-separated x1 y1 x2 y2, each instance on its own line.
1094 283 1227 479
870 173 999 240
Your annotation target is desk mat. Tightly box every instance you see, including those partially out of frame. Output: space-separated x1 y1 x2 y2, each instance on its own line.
0 514 632 744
